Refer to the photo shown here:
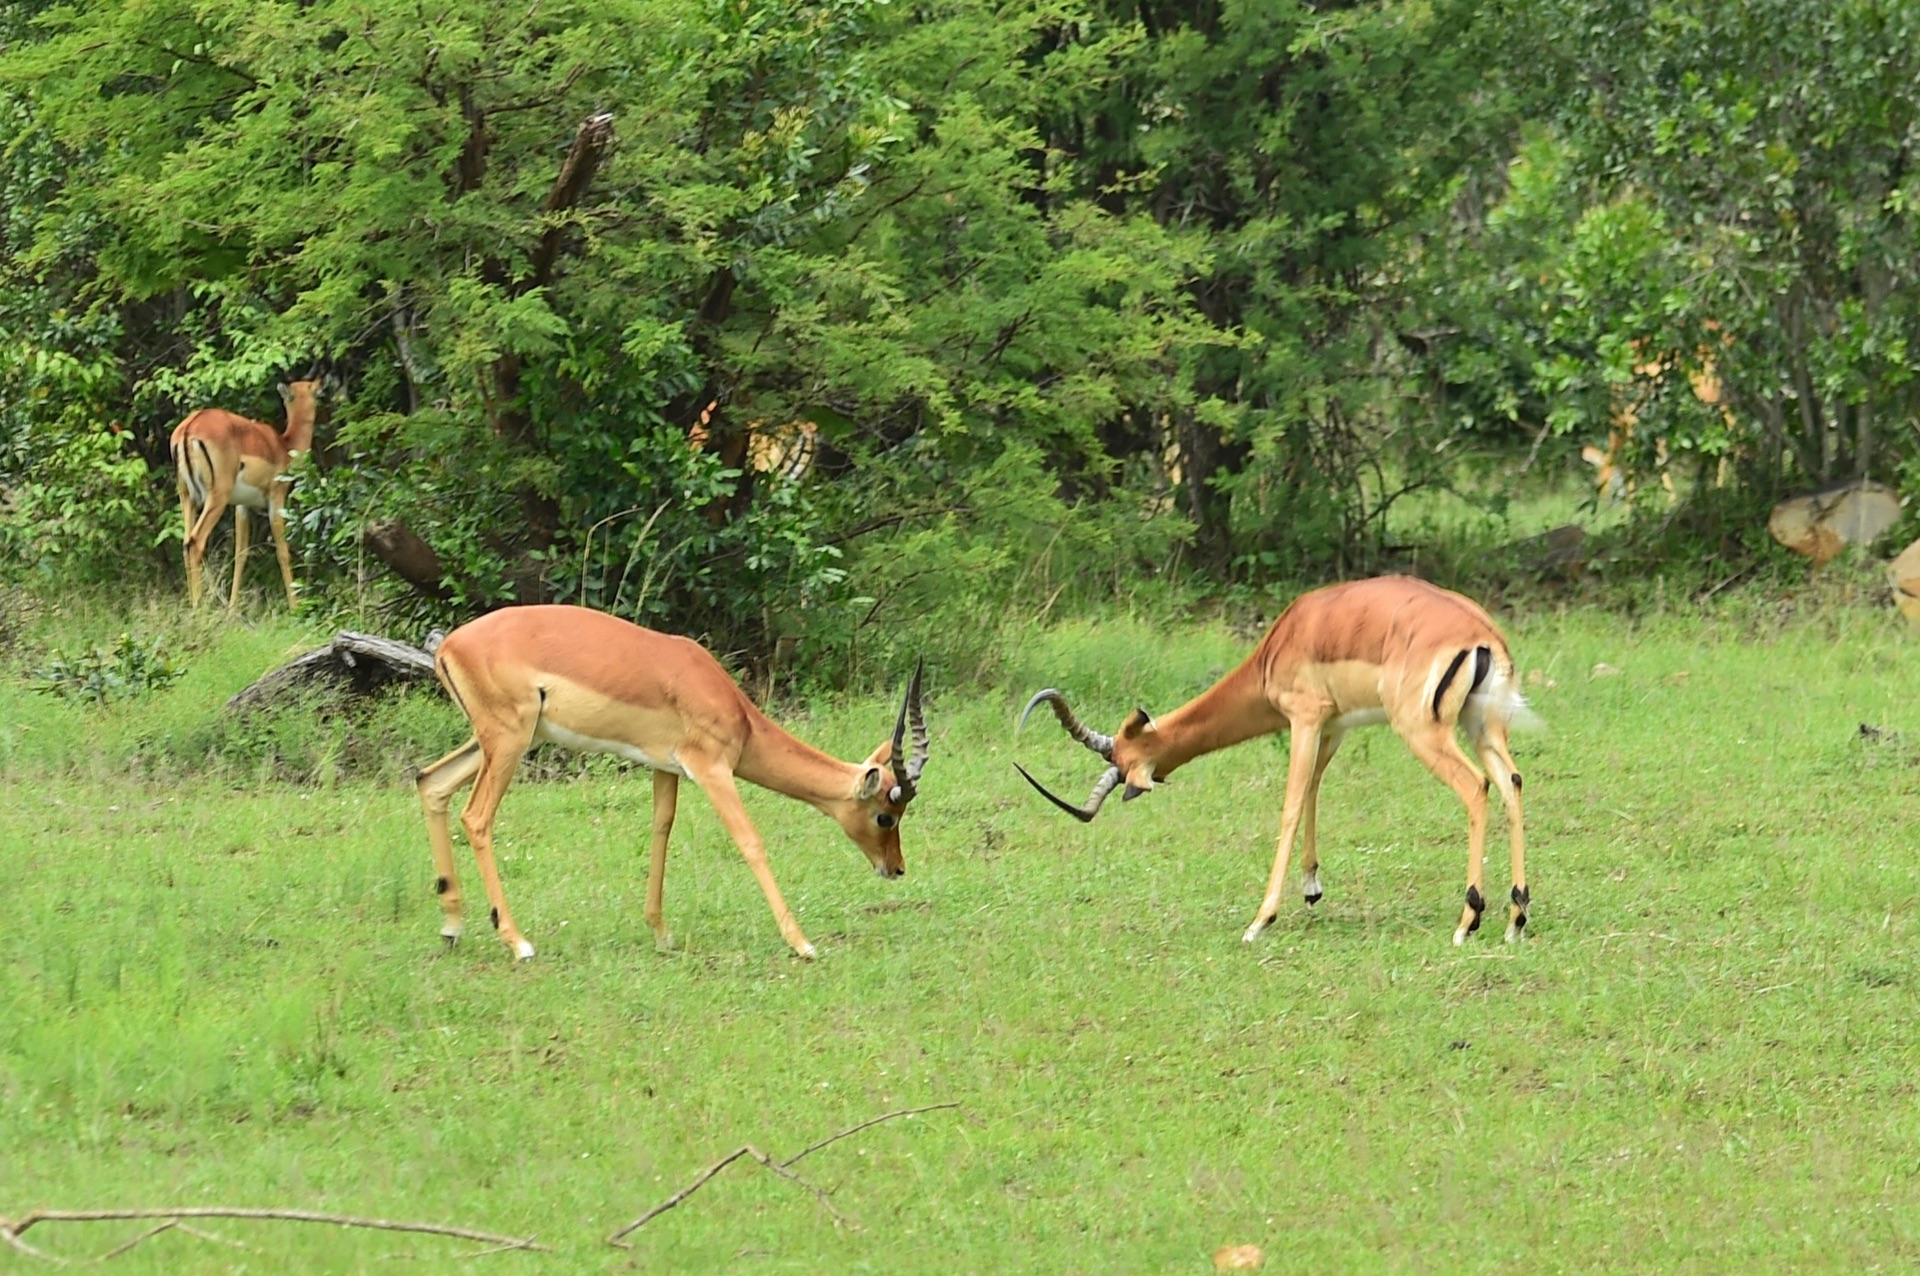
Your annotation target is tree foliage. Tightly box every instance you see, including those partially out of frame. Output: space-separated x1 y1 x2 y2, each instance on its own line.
5 0 1920 675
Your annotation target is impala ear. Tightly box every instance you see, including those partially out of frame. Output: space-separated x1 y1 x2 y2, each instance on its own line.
856 766 886 801
277 381 292 401
1121 706 1157 735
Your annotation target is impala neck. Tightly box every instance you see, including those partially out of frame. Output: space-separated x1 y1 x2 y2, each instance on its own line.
735 705 866 805
1145 660 1283 777
281 392 318 455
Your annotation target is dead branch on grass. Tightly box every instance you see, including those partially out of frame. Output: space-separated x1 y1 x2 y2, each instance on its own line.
605 1101 961 1247
0 1207 546 1263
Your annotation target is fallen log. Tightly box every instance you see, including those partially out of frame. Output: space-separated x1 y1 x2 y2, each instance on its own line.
225 631 442 714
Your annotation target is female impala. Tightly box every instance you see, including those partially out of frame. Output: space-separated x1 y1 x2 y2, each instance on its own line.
1014 576 1533 944
416 605 929 961
170 379 324 608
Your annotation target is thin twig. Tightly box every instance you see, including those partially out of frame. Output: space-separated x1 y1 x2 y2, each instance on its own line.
750 1149 848 1226
605 1103 960 1247
0 1224 67 1264
0 1208 545 1253
782 1102 962 1167
173 1224 252 1252
606 1146 757 1244
96 1220 177 1261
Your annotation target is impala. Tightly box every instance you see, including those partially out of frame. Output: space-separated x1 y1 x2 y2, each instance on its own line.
415 605 929 961
1014 575 1533 945
170 379 325 608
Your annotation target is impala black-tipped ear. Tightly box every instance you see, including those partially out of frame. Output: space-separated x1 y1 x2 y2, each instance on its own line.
1122 706 1157 734
857 766 886 801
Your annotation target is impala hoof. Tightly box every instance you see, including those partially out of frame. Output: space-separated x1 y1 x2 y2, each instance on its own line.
795 942 818 961
1504 924 1522 944
514 940 536 961
1241 919 1270 944
440 925 463 947
1452 928 1468 946
654 931 678 954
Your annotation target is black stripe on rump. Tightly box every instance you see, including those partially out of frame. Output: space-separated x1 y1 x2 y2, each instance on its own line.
1431 649 1470 720
1470 645 1492 693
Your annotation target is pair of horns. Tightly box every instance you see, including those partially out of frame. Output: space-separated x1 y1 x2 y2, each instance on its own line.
888 659 930 803
1013 688 1123 823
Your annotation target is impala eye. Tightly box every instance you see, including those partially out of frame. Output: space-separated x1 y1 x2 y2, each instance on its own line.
876 812 897 829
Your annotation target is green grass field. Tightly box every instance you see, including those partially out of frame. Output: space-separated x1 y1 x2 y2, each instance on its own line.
4 591 1920 1271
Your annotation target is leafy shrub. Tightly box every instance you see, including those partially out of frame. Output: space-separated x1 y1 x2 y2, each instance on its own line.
31 632 183 705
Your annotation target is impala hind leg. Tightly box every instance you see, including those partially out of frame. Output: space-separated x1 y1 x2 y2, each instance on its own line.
1244 718 1326 942
416 739 484 944
1474 727 1529 941
227 504 251 609
646 769 679 952
182 484 232 611
1298 730 1346 907
1401 723 1490 944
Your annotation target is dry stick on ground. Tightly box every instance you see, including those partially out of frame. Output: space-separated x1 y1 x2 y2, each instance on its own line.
606 1102 961 1248
0 1207 547 1263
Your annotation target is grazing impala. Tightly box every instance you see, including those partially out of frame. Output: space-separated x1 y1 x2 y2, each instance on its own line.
1014 576 1533 945
170 379 324 608
416 605 929 961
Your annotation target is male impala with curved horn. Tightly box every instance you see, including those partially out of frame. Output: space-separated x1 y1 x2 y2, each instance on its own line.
170 378 324 608
1014 576 1532 945
416 605 929 961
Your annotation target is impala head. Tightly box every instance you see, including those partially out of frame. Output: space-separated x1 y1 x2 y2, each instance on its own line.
276 375 332 455
833 659 929 877
1012 689 1163 823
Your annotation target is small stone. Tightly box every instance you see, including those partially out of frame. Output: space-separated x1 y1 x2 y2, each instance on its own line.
1213 1244 1265 1272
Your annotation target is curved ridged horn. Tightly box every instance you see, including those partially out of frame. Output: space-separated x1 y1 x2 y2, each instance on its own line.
888 658 928 802
1016 688 1114 759
1013 762 1123 824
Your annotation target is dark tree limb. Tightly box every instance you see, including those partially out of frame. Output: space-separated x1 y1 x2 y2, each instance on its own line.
362 519 450 598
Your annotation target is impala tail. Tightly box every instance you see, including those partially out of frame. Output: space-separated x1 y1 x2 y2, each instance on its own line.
1447 644 1544 738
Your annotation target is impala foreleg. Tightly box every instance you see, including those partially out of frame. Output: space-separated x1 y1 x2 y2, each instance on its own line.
1475 730 1528 941
1298 730 1346 907
268 480 297 607
647 769 679 952
688 762 815 959
458 734 536 961
1244 719 1326 943
417 739 484 944
1403 725 1490 944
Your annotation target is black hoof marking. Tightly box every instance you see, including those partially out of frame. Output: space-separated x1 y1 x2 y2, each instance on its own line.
1305 891 1323 906
434 876 450 895
1481 777 1492 795
490 906 500 929
1465 884 1485 933
1511 773 1523 792
1511 884 1530 908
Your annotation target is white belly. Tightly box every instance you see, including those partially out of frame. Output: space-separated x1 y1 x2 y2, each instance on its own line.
535 720 689 776
231 478 271 510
